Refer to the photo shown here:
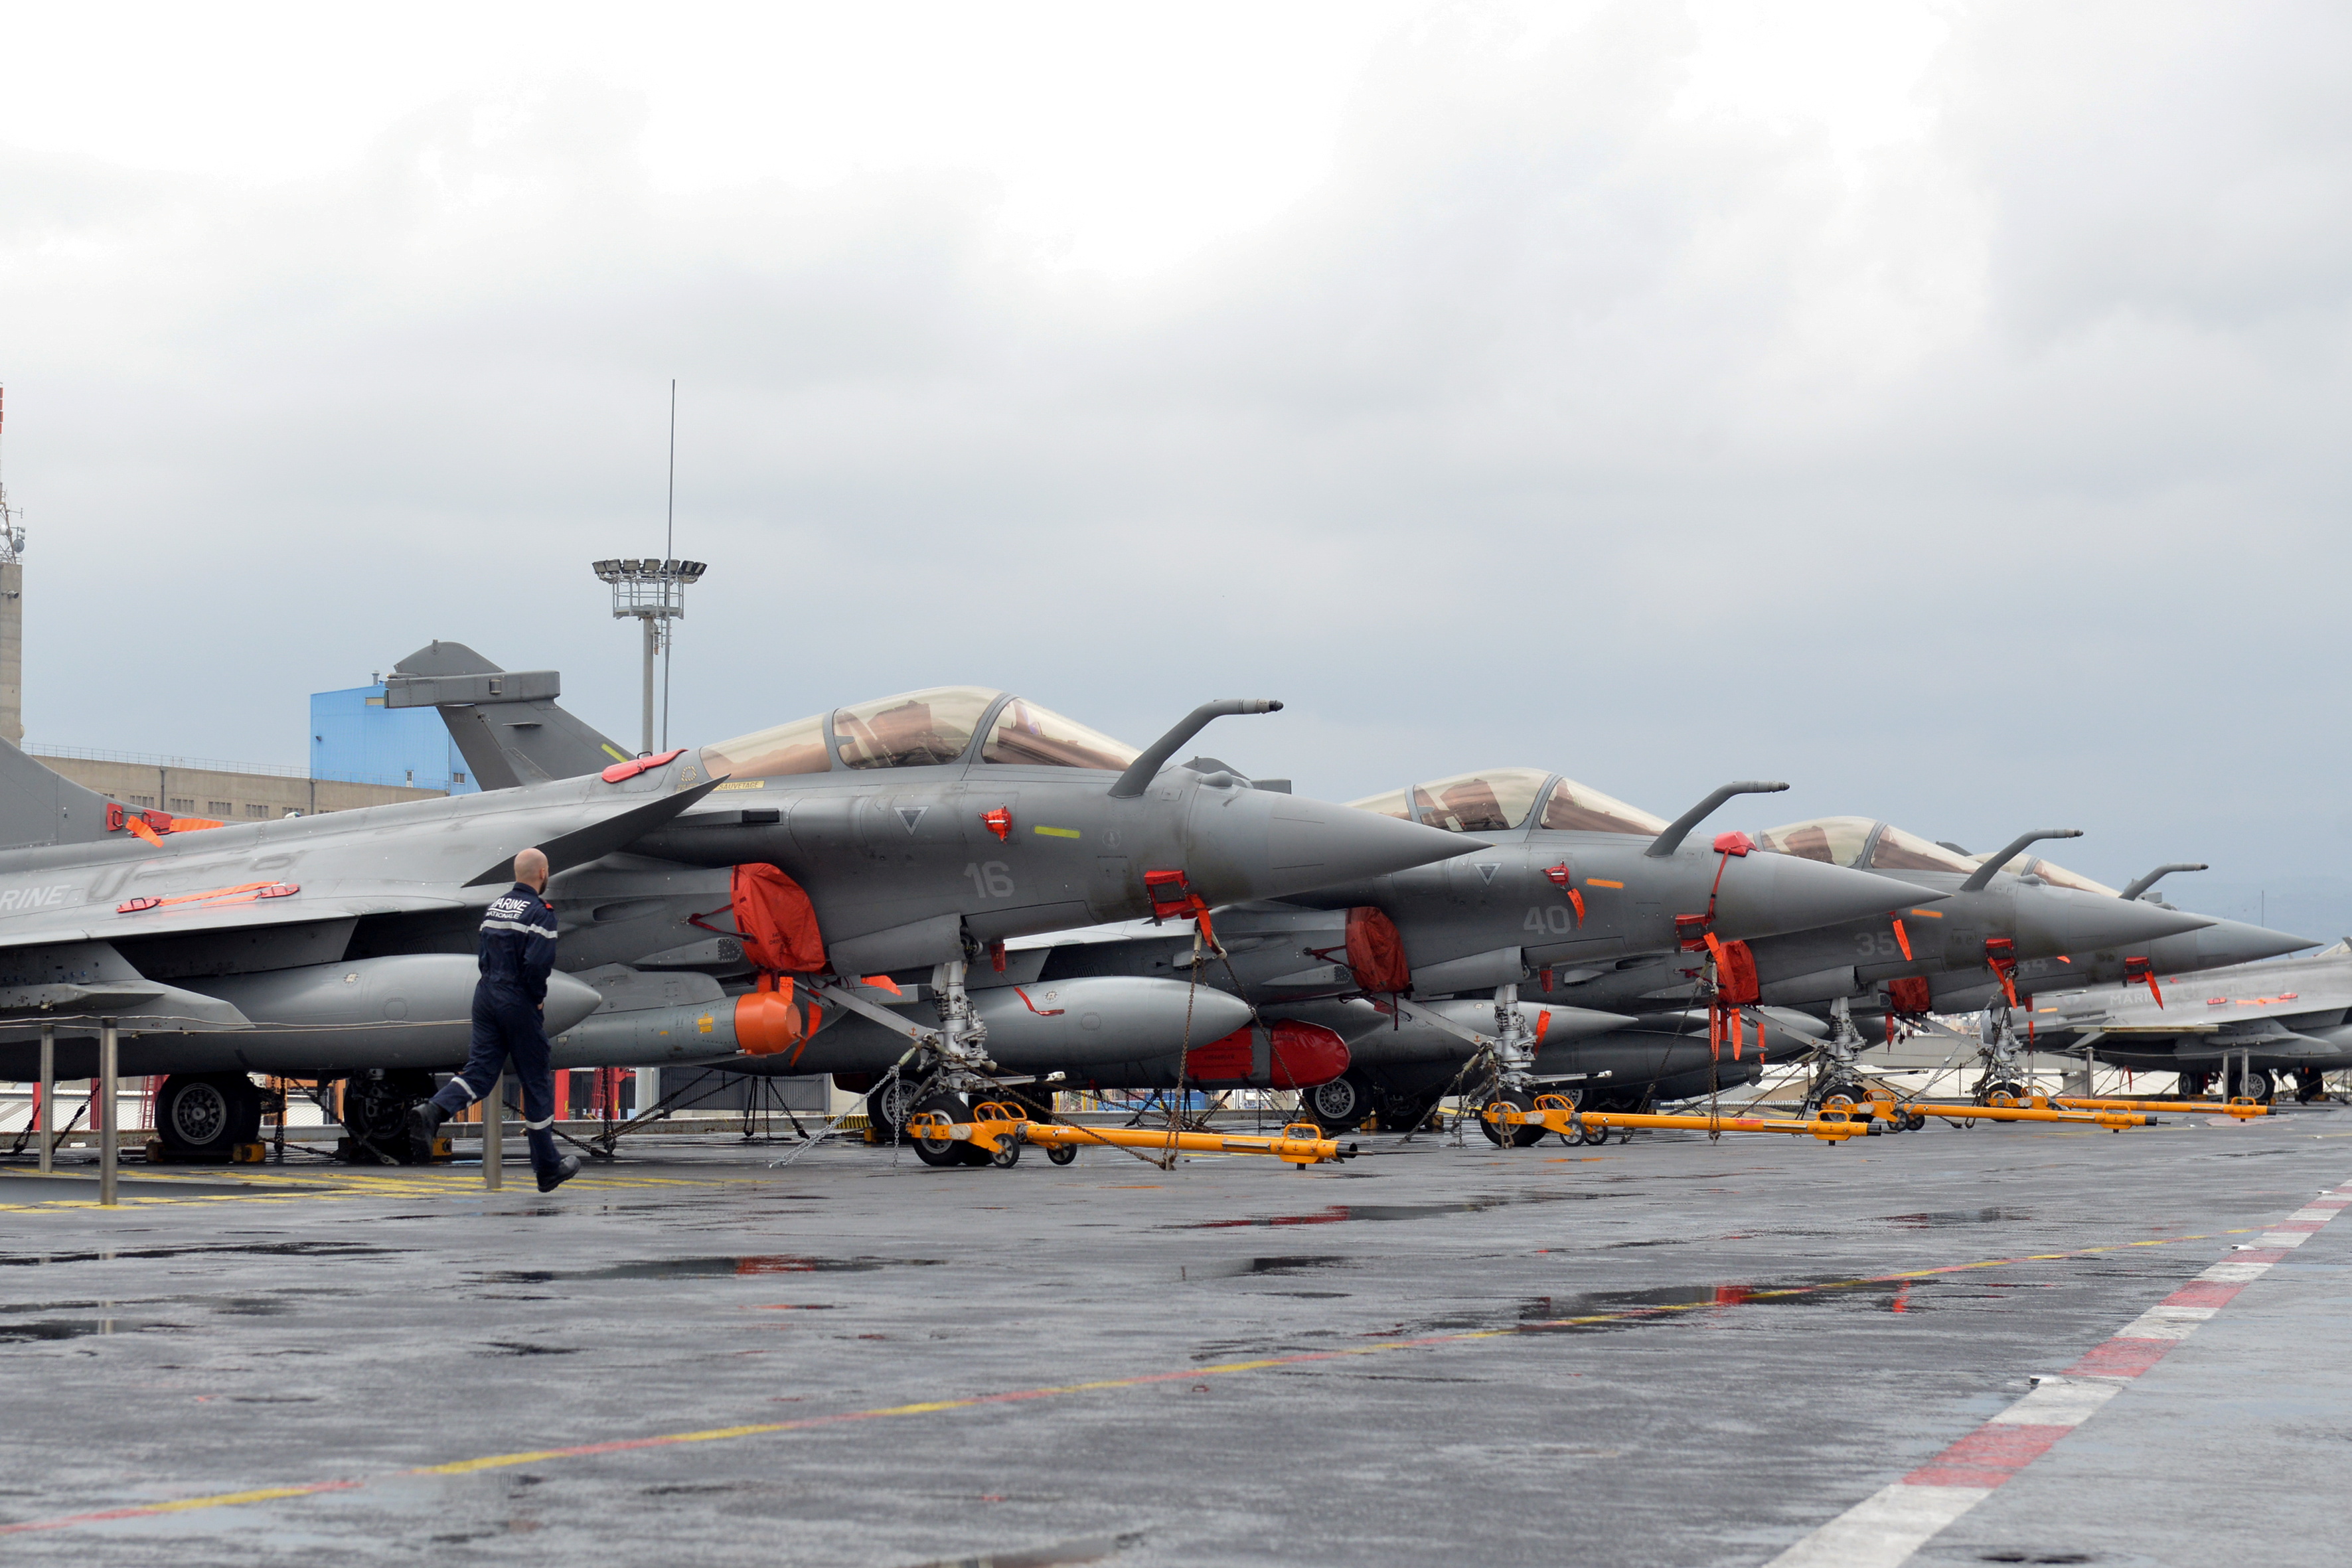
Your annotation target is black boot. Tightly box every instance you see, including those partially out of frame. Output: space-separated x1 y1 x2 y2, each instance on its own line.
408 1101 450 1164
538 1154 582 1194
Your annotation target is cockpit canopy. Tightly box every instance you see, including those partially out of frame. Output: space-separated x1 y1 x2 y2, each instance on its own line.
1971 853 2120 896
1348 768 1669 836
700 686 1142 780
1757 818 1984 876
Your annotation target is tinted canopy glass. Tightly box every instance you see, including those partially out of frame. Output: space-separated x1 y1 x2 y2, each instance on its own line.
1981 854 2120 896
981 698 1141 770
700 712 831 780
1410 769 1551 833
1538 777 1670 836
1757 816 1875 867
834 686 1000 770
1865 824 1980 875
1349 787 1413 821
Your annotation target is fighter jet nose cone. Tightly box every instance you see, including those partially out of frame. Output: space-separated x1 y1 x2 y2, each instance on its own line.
1184 789 1484 905
2195 919 2321 967
544 970 605 1034
1709 852 1948 941
2015 886 2214 957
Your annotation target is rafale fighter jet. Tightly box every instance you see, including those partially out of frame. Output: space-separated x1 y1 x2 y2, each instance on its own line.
0 672 1476 1158
639 767 1946 1145
2013 938 2352 1103
956 789 2238 1136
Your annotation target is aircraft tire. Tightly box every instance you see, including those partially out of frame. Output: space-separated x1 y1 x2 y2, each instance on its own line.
1904 1111 1926 1132
1980 1081 2029 1109
157 1073 262 1156
2226 1065 2276 1105
867 1075 923 1144
1302 1071 1373 1135
340 1071 439 1164
1577 1123 1609 1146
987 1140 1021 1169
2177 1071 2211 1099
908 1093 974 1169
1046 1143 1079 1166
1477 1089 1545 1148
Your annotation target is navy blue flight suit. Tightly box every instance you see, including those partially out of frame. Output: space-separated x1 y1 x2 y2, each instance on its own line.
428 882 566 1186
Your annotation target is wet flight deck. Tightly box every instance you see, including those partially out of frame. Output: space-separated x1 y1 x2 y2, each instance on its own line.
2 1111 2345 1565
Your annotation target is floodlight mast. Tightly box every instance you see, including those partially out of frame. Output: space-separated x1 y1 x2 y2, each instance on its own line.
590 557 706 755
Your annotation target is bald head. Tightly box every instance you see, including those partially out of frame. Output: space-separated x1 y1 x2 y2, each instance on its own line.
514 848 550 892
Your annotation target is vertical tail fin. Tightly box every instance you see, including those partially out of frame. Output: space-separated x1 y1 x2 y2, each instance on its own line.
384 641 633 789
0 738 129 851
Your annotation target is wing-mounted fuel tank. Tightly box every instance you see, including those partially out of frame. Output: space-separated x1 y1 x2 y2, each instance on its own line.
552 972 1253 1077
33 955 605 1077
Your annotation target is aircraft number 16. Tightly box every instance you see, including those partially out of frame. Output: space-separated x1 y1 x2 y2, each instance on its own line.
965 861 1015 899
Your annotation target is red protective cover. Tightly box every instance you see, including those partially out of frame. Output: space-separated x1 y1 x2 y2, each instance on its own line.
1884 975 1934 1014
1346 906 1411 994
1182 1020 1351 1089
731 863 828 974
1715 938 1761 1004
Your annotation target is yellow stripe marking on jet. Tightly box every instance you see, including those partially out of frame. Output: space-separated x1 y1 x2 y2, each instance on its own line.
1033 826 1081 839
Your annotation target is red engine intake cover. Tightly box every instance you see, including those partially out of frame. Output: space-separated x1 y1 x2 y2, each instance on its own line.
1184 1019 1350 1089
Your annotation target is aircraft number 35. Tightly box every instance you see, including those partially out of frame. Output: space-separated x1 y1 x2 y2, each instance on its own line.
964 862 1016 899
1854 929 1905 959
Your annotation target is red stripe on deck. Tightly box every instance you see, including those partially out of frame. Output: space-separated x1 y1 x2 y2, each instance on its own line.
2163 1281 2243 1310
2067 1338 2173 1379
1905 1424 2071 1488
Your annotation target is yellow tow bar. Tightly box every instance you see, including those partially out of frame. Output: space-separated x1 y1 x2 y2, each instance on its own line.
1901 1099 2156 1131
1488 1094 1882 1145
2053 1095 2269 1119
905 1102 1357 1168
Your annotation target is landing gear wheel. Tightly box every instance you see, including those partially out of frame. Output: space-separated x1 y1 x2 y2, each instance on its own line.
339 1070 439 1164
2177 1070 2211 1099
1979 1081 2029 1109
1302 1071 1373 1135
1477 1087 1546 1148
868 1075 923 1144
1046 1142 1079 1166
987 1140 1021 1169
2225 1065 2276 1104
908 1092 975 1168
1816 1086 1867 1121
157 1073 262 1156
1375 1089 1445 1135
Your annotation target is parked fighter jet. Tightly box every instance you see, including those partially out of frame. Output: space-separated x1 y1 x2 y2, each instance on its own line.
640 767 1945 1145
2013 938 2352 1103
0 676 1476 1158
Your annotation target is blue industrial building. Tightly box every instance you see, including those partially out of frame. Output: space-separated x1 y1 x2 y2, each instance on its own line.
309 684 479 795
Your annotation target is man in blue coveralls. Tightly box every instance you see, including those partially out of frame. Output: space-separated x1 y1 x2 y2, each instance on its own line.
408 847 583 1192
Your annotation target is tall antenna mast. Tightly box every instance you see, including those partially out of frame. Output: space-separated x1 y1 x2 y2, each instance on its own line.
663 378 675 751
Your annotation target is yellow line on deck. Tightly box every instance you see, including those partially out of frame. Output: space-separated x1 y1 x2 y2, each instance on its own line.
0 1227 2250 1536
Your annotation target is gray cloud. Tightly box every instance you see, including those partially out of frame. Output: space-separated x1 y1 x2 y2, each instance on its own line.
3 1 2347 915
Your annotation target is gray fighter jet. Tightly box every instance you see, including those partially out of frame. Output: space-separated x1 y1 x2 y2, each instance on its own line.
0 678 1475 1158
2011 938 2352 1102
912 793 2238 1135
605 767 1944 1146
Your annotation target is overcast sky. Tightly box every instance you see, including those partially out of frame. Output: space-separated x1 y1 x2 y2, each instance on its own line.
2 2 2345 913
